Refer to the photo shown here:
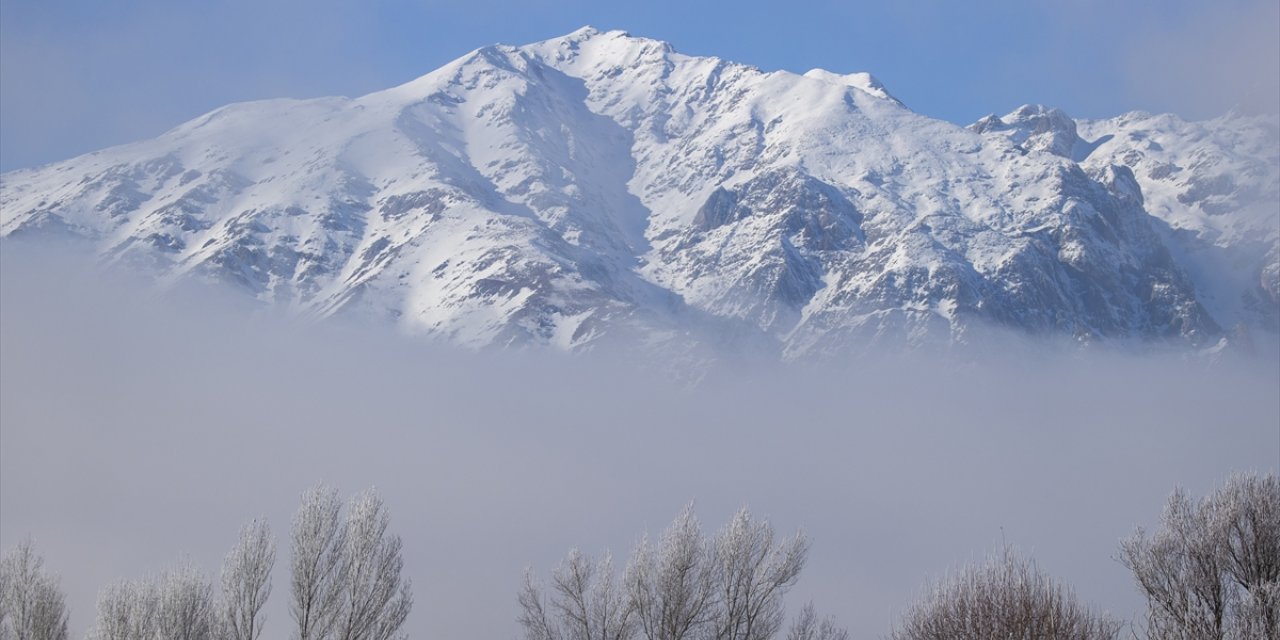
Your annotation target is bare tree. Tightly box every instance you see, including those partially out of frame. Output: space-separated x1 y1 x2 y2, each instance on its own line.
785 603 847 640
221 519 276 640
290 485 412 640
291 484 348 640
91 563 214 640
335 489 412 640
1234 583 1280 640
708 508 808 640
1215 473 1280 639
888 547 1122 640
155 562 217 640
1121 471 1279 640
517 569 558 640
1120 487 1229 639
0 540 69 640
520 549 635 640
624 503 715 640
521 505 817 640
0 552 7 640
90 578 159 640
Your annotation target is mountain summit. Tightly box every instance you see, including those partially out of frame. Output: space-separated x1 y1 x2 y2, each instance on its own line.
2 28 1276 359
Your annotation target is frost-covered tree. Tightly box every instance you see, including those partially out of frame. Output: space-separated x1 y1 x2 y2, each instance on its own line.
1120 471 1280 640
888 548 1122 640
156 563 217 640
785 603 847 640
1 557 7 640
0 540 69 640
1214 473 1280 639
221 519 276 640
291 484 348 640
624 504 714 640
91 563 214 640
520 505 839 640
290 485 412 640
334 490 412 640
91 578 159 640
520 550 635 640
707 508 808 640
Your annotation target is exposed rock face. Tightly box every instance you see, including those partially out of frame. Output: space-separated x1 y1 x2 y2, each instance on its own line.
2 27 1272 359
1073 111 1280 333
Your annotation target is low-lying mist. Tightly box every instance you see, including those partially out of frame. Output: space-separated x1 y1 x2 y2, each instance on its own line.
2 242 1277 639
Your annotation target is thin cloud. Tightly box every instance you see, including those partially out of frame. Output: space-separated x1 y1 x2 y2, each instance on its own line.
1123 0 1280 117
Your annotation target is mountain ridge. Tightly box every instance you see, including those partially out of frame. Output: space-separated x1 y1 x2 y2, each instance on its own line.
2 27 1276 360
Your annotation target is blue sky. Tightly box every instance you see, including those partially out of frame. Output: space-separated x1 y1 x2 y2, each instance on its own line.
1 0 1277 172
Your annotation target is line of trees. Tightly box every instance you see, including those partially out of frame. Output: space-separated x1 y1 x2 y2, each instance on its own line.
518 472 1278 640
2 472 1275 639
869 470 1279 640
517 503 837 640
0 484 411 640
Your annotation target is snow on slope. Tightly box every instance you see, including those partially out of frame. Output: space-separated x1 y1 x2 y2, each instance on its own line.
1077 111 1280 331
970 104 1279 333
2 26 1263 360
802 68 903 105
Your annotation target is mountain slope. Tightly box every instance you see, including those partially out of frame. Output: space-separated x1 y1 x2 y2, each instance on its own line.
2 27 1270 359
971 104 1280 334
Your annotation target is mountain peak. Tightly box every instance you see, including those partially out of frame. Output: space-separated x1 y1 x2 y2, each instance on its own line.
970 103 1084 159
567 25 603 38
512 25 679 74
802 68 901 105
540 25 670 49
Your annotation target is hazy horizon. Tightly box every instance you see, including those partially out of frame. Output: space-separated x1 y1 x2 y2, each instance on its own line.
2 243 1276 639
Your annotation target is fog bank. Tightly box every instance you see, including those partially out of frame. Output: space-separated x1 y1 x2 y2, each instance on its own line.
1 245 1277 639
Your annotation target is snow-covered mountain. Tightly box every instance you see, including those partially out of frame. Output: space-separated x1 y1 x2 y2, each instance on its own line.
2 27 1276 359
972 104 1279 335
